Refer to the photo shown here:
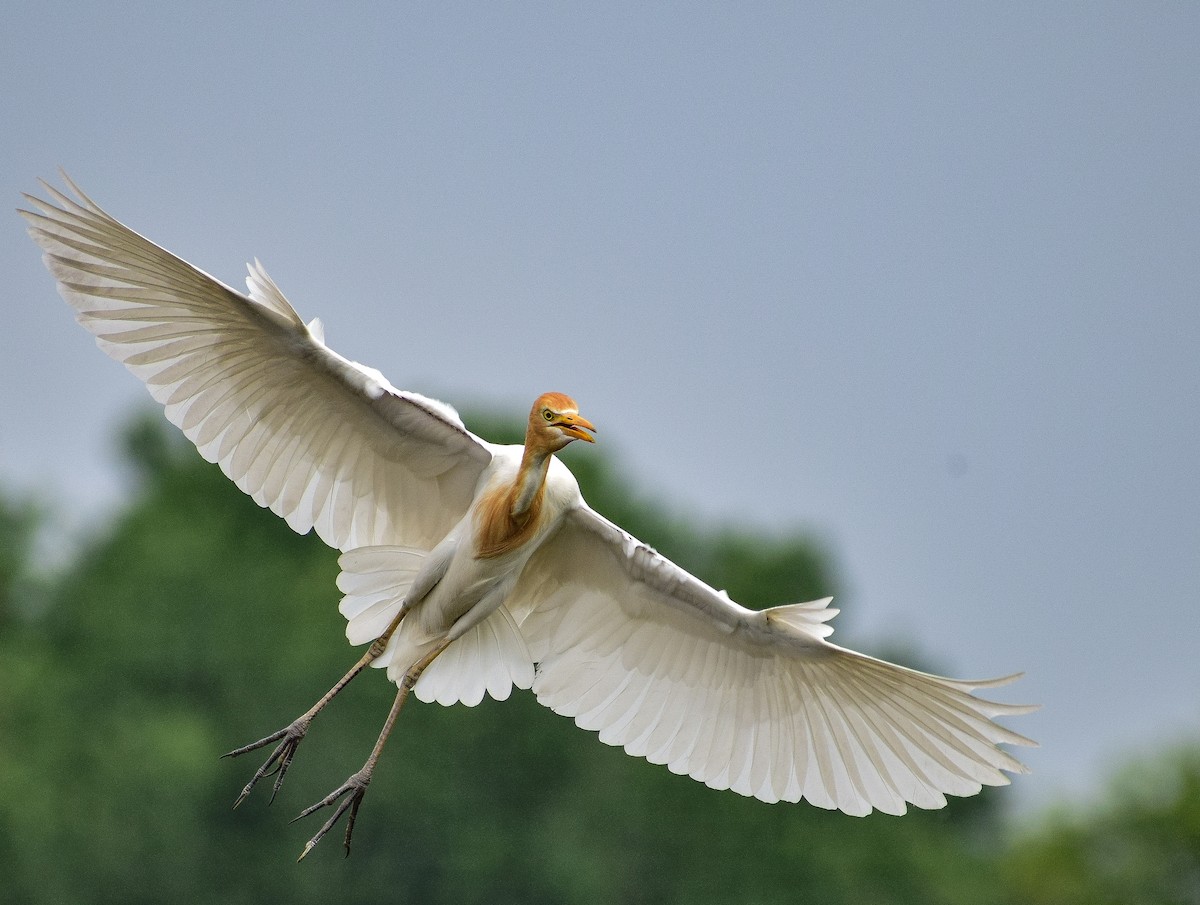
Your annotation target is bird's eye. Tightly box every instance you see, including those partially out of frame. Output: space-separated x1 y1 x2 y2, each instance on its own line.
542 409 554 421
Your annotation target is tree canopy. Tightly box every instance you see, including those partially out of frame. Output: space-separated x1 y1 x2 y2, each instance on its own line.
1 410 1194 904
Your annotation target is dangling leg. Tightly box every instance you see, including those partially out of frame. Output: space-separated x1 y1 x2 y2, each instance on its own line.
223 600 414 807
293 636 453 860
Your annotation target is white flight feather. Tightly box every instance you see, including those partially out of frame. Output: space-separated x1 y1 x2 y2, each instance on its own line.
511 504 1036 815
21 177 490 554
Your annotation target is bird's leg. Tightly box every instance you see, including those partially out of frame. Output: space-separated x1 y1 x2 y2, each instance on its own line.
293 637 452 860
223 600 413 807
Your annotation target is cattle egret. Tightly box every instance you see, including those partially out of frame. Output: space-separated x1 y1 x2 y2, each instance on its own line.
22 177 1035 859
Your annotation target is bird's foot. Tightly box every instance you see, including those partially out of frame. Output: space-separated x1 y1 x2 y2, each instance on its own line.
223 718 311 807
292 768 373 860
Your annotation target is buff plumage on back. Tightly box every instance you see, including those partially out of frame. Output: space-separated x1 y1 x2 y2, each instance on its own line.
21 177 492 553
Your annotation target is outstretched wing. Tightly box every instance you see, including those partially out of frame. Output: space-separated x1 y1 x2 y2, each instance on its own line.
512 504 1036 816
22 177 492 551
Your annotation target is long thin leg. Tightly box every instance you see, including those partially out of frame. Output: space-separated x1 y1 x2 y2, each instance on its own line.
294 637 452 860
224 600 414 807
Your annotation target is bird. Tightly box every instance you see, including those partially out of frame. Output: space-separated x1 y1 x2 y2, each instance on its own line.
22 176 1035 859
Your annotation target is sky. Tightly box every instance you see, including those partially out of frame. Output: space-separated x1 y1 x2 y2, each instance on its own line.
3 3 1198 814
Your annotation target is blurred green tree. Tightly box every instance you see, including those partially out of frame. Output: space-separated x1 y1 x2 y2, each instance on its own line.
0 409 1020 904
0 492 39 628
1000 745 1200 905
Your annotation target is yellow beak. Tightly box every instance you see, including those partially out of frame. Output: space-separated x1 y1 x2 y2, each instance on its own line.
557 413 597 443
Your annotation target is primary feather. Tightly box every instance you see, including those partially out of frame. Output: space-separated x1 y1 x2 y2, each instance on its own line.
22 176 490 552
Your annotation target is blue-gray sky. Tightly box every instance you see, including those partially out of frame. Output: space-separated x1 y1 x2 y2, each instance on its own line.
4 2 1198 813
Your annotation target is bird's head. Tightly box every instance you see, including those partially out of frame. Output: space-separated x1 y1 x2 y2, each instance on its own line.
528 392 596 451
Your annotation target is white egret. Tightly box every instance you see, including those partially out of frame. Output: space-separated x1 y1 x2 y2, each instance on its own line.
22 177 1035 859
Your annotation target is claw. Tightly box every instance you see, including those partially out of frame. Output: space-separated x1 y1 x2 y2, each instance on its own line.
293 769 373 860
223 718 310 807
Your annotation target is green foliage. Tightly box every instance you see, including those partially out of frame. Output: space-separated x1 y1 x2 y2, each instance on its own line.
2 409 1189 903
0 492 40 628
1000 746 1200 905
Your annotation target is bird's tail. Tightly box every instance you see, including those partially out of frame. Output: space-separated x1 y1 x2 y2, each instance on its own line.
399 605 534 706
337 545 426 645
336 545 534 707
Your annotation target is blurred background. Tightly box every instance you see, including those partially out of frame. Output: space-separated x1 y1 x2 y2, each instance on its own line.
2 3 1198 902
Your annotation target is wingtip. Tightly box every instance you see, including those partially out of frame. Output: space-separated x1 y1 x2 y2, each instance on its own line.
55 168 89 205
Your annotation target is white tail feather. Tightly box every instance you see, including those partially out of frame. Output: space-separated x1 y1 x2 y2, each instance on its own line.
337 545 534 706
337 546 426 645
408 606 534 706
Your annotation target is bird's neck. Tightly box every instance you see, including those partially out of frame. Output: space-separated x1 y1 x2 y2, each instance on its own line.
510 445 553 519
473 443 553 560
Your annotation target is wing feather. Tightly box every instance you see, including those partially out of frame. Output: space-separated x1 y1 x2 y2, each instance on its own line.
513 504 1035 815
22 178 491 551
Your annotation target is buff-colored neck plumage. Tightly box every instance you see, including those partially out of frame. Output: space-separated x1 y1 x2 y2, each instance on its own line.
474 393 581 559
